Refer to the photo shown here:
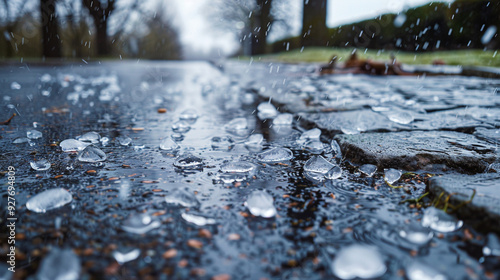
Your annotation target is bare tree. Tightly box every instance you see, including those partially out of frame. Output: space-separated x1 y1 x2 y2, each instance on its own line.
81 0 115 56
301 0 328 46
40 0 62 57
213 0 294 55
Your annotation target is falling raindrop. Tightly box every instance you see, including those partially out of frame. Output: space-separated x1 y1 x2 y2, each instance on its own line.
481 26 497 45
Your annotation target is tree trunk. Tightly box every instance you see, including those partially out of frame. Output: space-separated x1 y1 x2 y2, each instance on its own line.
251 0 272 55
95 20 109 56
40 0 61 58
301 0 328 47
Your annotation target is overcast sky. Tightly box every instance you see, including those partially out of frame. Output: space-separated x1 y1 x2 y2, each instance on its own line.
170 0 453 58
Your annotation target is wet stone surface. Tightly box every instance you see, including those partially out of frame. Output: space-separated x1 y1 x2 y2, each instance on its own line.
0 61 499 279
429 174 500 233
334 131 498 173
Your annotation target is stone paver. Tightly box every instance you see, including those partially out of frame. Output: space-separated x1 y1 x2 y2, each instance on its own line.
334 131 498 173
429 174 500 233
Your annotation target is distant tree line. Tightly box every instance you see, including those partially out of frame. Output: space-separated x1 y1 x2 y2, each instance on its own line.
271 0 499 53
0 0 182 60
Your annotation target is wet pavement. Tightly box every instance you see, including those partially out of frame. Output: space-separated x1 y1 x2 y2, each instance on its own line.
0 60 500 279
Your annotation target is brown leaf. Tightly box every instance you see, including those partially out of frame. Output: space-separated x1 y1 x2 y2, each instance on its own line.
163 249 178 259
187 239 203 249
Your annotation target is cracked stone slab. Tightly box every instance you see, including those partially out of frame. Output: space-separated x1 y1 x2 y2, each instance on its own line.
429 174 500 233
474 128 500 144
334 131 498 173
299 110 400 136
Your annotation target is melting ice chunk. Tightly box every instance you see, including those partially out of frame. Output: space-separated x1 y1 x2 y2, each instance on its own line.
165 188 201 208
160 138 180 151
304 155 335 174
245 190 277 218
256 147 293 163
388 111 414 124
211 136 235 151
78 145 107 162
298 128 321 144
117 136 132 146
257 102 279 119
331 140 342 159
36 248 81 280
302 140 326 154
384 168 402 184
121 213 161 234
26 188 72 213
325 165 342 180
172 120 191 133
359 164 377 177
60 139 88 152
174 154 203 169
422 207 463 233
244 134 264 151
13 137 29 144
273 113 293 126
181 212 217 226
78 131 101 143
483 233 500 256
179 108 199 123
220 161 256 174
27 130 42 139
405 262 447 280
113 249 141 265
225 117 248 135
30 159 51 171
399 222 434 246
10 82 21 90
331 245 387 280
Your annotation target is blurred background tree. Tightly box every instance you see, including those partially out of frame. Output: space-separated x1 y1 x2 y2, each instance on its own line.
301 0 328 46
